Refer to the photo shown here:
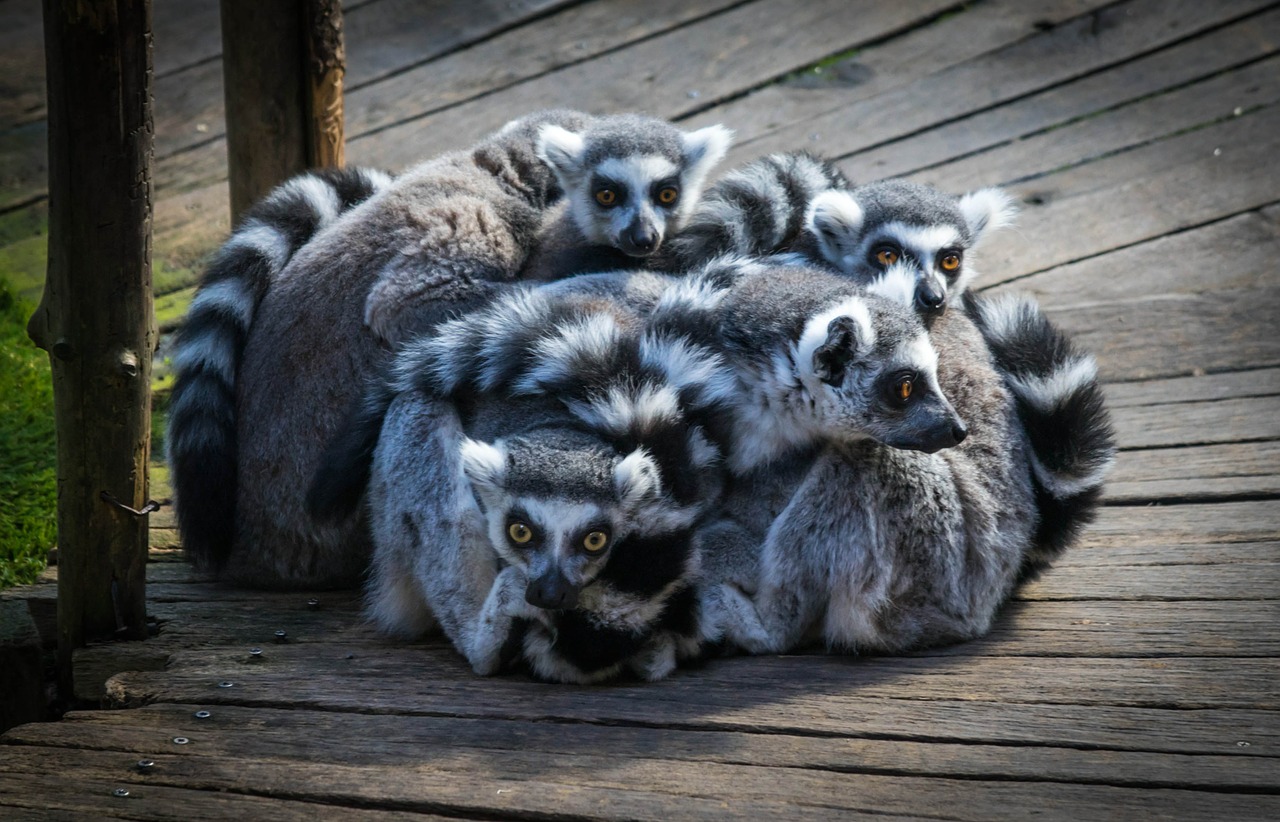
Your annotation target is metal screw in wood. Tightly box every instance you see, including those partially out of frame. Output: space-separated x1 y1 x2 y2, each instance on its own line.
112 788 130 798
194 710 212 719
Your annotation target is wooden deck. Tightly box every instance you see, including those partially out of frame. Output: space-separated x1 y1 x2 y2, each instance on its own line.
3 0 1279 818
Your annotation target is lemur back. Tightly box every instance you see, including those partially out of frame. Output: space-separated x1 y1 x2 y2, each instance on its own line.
173 110 590 588
166 165 392 570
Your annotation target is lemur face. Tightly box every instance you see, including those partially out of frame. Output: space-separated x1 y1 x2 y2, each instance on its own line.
805 181 1016 320
459 431 663 610
536 117 733 257
796 293 967 453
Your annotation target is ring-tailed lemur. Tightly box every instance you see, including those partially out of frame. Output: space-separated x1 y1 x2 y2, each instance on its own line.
657 154 1110 567
166 165 393 569
694 265 1114 654
523 114 733 280
167 110 732 589
311 281 734 682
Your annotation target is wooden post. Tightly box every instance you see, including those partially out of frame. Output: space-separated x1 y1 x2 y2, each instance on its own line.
220 0 345 223
29 0 156 700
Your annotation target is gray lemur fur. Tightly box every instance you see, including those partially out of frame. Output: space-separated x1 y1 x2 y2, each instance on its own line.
177 110 589 588
168 109 731 589
311 279 735 681
694 266 1046 654
522 114 732 280
166 165 393 574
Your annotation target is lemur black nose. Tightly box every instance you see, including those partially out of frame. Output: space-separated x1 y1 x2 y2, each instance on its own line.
526 573 579 610
915 281 946 313
951 420 968 444
625 226 658 255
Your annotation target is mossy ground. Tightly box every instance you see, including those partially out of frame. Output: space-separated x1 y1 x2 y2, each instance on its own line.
0 280 56 587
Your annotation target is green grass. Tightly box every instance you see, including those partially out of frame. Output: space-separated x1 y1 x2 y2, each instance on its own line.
0 279 56 587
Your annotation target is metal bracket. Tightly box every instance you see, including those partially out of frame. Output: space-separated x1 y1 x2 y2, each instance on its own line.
100 490 164 517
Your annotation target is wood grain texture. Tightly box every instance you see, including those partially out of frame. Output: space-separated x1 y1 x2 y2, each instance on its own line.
1 736 1274 821
6 703 1278 792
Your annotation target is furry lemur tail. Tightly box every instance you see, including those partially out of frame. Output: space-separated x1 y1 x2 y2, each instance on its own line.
964 292 1117 571
167 166 392 570
309 274 737 519
661 152 849 270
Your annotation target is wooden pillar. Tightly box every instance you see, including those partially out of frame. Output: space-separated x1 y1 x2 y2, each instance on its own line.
29 0 156 700
220 0 346 223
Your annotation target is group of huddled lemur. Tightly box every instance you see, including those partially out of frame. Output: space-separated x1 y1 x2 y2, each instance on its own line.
168 110 1116 683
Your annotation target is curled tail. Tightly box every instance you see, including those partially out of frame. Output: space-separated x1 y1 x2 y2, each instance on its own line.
168 166 392 570
964 292 1117 569
309 272 736 518
662 152 849 270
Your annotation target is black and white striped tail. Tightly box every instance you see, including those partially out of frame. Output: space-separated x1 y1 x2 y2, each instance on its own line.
965 292 1117 570
662 152 850 270
168 166 392 570
310 273 736 519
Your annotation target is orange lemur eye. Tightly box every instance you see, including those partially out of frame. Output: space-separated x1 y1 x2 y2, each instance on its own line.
940 253 962 272
508 522 534 544
897 378 913 401
583 531 609 553
875 247 899 266
656 186 679 206
595 189 618 207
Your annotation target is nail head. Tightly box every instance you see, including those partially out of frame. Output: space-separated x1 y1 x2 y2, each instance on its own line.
112 788 130 798
194 710 211 719
173 737 189 745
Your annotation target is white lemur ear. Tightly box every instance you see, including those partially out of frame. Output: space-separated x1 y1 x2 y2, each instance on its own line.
806 190 864 269
958 187 1017 245
459 438 508 505
614 448 663 509
681 124 734 181
798 298 873 387
535 124 587 182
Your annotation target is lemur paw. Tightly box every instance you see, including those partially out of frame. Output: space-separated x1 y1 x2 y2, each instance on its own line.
629 635 679 682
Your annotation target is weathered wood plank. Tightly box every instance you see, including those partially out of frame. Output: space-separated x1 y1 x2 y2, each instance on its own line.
0 772 448 821
956 600 1280 657
1111 392 1280 449
7 703 1278 792
1017 561 1280 601
1081 500 1280 547
969 102 1280 288
0 741 1273 822
97 653 1280 757
148 0 681 163
848 10 1280 186
686 0 1115 145
111 644 1280 710
1106 441 1280 502
991 209 1277 309
346 0 960 172
738 0 1272 163
1056 541 1280 568
1103 368 1280 409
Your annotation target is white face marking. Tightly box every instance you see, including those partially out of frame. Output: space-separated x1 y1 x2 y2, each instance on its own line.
500 497 615 586
897 333 942 394
575 155 682 249
866 263 918 308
